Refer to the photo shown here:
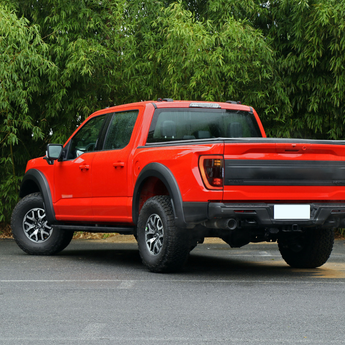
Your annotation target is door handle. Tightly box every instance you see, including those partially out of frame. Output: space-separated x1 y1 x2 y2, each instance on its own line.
79 165 90 170
113 162 125 168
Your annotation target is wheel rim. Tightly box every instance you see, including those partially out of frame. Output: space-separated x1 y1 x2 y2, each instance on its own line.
144 214 164 255
22 208 53 243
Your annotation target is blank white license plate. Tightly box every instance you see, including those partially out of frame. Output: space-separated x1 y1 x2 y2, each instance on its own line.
274 205 310 220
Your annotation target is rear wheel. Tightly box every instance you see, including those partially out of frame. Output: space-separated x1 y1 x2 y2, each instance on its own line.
11 193 73 255
278 228 334 268
137 195 190 273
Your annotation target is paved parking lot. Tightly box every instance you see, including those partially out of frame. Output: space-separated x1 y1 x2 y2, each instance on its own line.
1 238 345 344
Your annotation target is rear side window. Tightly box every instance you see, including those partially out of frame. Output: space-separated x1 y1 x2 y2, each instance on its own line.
147 109 262 143
103 110 139 150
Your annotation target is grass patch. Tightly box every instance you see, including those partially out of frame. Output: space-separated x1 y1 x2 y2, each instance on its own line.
0 223 12 238
72 232 115 240
334 228 345 239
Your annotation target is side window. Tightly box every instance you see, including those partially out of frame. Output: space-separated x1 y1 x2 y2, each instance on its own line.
68 115 106 159
103 110 138 150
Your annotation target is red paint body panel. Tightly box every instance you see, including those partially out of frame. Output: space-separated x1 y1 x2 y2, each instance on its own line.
133 143 224 202
223 142 345 201
53 153 95 218
223 142 345 160
223 186 345 202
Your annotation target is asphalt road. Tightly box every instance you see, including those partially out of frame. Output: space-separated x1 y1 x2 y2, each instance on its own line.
1 238 345 345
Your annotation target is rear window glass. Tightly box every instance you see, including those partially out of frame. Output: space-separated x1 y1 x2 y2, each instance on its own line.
147 109 262 143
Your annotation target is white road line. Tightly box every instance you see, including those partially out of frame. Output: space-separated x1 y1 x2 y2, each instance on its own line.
0 279 345 284
259 251 272 256
80 323 106 339
118 280 135 289
0 337 344 343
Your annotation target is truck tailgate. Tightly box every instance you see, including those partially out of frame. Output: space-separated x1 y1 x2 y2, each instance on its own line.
223 138 345 201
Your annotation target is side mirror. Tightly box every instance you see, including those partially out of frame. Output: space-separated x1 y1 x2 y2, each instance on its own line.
45 144 63 164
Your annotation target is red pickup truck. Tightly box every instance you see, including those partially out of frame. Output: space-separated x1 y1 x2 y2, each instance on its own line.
11 100 344 272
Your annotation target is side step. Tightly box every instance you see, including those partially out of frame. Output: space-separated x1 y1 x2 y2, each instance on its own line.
53 224 135 235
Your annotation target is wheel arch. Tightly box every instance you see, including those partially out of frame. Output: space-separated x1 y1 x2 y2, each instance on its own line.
20 169 57 225
132 163 187 228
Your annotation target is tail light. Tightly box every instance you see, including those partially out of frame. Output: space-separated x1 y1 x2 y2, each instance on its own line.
199 155 224 190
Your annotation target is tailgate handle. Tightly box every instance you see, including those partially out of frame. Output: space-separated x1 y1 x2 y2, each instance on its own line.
79 165 90 170
276 143 309 153
113 162 125 168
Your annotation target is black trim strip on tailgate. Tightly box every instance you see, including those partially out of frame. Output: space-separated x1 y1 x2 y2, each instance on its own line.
224 160 345 186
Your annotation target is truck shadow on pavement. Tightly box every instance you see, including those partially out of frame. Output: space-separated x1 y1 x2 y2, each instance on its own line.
186 252 328 279
61 242 143 270
58 241 343 279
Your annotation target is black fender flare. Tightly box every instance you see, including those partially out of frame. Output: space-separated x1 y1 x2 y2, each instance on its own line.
20 169 57 225
132 163 187 228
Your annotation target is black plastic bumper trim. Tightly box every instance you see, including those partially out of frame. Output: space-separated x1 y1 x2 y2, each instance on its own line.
208 202 345 227
53 224 135 234
183 202 208 223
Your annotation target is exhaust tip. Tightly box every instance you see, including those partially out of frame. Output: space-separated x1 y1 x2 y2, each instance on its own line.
227 218 237 230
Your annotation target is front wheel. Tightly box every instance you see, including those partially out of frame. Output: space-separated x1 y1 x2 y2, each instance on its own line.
278 228 334 268
11 193 73 255
137 196 190 273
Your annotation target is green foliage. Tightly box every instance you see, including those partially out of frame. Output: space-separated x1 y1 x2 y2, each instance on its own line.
136 3 274 100
14 0 131 143
123 0 289 125
338 229 345 237
0 4 54 221
254 0 345 137
0 0 345 224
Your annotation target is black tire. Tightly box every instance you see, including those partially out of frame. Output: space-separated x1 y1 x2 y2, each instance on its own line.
137 195 190 273
278 228 334 268
11 193 73 255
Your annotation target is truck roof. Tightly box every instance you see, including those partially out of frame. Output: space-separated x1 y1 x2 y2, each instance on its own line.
91 100 252 118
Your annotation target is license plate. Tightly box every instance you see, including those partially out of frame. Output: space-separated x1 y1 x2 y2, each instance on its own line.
274 205 310 220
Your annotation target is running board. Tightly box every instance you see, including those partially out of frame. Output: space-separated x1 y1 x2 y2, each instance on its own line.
53 224 135 234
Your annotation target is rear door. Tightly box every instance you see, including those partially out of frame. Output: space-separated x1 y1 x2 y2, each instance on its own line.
92 109 139 223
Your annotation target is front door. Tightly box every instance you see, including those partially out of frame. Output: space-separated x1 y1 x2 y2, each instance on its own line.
53 115 106 221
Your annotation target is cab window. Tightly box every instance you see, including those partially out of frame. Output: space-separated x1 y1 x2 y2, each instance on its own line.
147 109 262 143
103 110 138 150
68 115 106 159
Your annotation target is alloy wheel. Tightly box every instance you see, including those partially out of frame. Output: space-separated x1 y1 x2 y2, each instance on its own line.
22 208 53 243
145 213 164 255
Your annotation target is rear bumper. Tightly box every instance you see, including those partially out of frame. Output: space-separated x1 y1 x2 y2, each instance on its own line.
209 202 345 228
183 201 345 228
